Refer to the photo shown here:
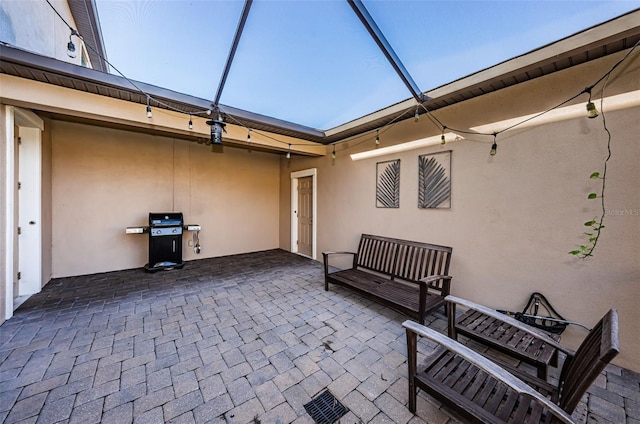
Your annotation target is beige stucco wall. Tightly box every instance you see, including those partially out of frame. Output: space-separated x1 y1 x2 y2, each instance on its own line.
51 121 281 277
280 53 640 371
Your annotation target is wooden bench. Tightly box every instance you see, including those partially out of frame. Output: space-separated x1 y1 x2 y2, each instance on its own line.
323 234 453 323
446 296 571 380
403 308 619 423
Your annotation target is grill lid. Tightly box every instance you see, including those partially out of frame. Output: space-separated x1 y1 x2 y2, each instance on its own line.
149 212 184 227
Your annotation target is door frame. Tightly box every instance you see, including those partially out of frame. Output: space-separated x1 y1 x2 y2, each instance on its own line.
290 168 317 260
3 106 43 319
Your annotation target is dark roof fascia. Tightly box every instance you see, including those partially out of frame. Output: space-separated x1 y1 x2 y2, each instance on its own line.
0 44 327 141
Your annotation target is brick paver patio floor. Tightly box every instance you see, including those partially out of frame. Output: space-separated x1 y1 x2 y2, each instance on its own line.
1 249 638 423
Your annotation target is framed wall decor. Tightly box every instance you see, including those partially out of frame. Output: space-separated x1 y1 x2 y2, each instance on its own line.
418 151 451 209
376 159 400 208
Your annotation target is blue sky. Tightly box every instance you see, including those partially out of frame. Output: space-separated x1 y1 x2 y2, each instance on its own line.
95 0 640 130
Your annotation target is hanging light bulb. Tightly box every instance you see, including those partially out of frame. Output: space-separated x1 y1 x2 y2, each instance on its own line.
66 29 78 58
375 129 380 145
441 126 447 144
586 101 599 119
206 109 212 116
414 106 420 122
286 144 291 159
332 145 336 159
146 97 152 118
584 88 599 119
188 115 193 130
247 129 251 143
490 134 498 156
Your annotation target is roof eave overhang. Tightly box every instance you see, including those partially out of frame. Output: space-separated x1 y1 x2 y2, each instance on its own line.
323 8 640 144
1 8 638 146
0 43 327 143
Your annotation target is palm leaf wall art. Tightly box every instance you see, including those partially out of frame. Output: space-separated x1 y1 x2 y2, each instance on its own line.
376 159 400 208
418 151 451 208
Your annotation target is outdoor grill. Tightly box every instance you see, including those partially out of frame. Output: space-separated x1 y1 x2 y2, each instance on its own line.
147 212 184 272
126 212 201 272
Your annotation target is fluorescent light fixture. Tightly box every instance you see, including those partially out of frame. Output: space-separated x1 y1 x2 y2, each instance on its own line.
350 133 461 161
470 90 640 134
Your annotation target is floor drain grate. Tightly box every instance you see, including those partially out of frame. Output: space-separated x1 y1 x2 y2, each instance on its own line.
304 389 348 423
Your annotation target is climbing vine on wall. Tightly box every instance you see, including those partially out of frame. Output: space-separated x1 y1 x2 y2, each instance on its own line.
569 98 611 259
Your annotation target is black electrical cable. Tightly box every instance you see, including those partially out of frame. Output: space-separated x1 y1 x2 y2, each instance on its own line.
419 39 640 139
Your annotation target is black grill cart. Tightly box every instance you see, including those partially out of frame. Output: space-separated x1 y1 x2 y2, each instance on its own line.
126 212 201 272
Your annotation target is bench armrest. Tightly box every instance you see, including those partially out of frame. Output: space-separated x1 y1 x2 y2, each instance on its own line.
419 275 452 284
445 295 574 356
403 320 575 424
322 251 356 257
322 251 357 290
419 275 452 299
322 251 357 270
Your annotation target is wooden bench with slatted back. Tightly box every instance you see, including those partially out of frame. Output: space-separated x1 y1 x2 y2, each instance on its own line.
323 234 453 323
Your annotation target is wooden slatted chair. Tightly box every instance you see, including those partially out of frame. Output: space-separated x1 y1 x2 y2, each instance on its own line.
403 308 619 423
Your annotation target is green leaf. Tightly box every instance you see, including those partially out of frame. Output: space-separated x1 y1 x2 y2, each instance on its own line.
587 193 598 199
589 172 600 179
584 220 596 226
569 250 581 255
589 237 597 242
583 232 593 236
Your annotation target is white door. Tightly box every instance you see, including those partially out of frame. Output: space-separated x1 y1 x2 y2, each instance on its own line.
17 127 42 295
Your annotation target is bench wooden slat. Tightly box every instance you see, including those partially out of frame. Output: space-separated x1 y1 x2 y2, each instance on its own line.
462 365 487 401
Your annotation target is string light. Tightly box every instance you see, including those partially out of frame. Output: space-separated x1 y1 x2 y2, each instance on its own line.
286 144 291 159
247 129 251 143
42 0 640 157
585 88 599 119
490 133 498 156
414 105 420 122
441 126 447 145
188 115 193 130
66 29 78 58
332 145 336 159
